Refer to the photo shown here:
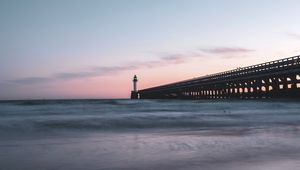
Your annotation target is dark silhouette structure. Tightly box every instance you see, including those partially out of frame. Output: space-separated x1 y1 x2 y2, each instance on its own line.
137 55 300 99
131 75 139 99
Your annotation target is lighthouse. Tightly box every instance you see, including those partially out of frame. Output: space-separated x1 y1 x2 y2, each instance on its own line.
133 75 138 92
131 75 139 99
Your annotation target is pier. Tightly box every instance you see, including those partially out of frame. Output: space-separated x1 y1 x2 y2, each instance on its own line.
134 55 300 99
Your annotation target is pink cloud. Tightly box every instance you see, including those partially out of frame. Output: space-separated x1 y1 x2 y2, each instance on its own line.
10 53 198 84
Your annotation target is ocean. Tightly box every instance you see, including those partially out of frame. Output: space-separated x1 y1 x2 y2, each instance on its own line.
0 99 300 170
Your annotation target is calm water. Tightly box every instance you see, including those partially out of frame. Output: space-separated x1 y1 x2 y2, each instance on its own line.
1 99 300 170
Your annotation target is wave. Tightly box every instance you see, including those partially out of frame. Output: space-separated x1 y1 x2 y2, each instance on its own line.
1 113 300 133
0 99 300 133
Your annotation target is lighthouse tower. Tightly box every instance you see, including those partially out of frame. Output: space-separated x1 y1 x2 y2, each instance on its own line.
131 75 139 99
133 75 138 92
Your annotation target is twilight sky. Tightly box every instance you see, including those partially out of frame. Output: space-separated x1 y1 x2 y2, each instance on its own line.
1 0 300 100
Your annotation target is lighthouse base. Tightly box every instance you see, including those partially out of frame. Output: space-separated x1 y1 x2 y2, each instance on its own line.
131 91 139 99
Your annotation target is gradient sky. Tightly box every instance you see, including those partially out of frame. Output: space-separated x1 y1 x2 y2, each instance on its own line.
1 0 300 99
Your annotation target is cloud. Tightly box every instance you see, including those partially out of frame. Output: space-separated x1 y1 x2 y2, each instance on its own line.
9 46 253 85
136 54 193 68
161 54 188 64
10 53 198 84
53 65 138 80
201 47 254 54
10 77 53 84
287 33 300 40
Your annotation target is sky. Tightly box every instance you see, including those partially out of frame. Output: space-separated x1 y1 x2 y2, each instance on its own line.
1 0 300 100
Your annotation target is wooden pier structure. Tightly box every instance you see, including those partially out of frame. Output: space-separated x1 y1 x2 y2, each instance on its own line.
135 55 300 99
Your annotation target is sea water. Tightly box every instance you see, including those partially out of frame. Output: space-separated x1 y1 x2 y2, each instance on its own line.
0 99 300 170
